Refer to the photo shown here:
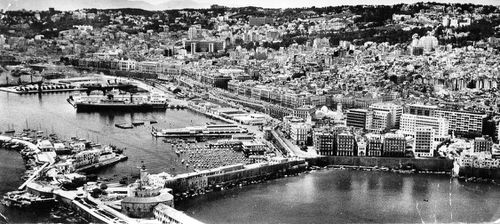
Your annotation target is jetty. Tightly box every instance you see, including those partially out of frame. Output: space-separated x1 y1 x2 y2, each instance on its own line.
152 124 248 138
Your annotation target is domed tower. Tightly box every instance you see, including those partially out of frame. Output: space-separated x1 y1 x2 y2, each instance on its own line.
121 162 174 218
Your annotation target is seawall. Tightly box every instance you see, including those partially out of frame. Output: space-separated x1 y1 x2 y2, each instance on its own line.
207 160 307 188
164 160 307 194
307 156 453 172
459 167 500 181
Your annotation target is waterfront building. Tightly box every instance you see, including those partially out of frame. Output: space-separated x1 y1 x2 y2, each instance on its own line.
121 164 174 218
414 126 434 158
369 102 403 128
474 137 493 153
357 137 367 156
313 130 336 156
154 203 204 224
366 134 383 157
242 141 267 155
290 122 312 146
382 133 406 157
400 113 449 140
346 109 372 130
336 132 356 156
283 115 304 136
433 109 486 136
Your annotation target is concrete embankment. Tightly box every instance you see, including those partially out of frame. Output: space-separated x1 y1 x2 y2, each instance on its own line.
164 160 307 194
459 167 500 181
307 156 453 172
75 155 128 173
207 160 307 188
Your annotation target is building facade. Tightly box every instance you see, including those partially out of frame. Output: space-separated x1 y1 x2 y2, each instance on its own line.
474 137 493 153
413 126 434 158
346 109 372 130
369 102 403 128
313 130 336 156
400 113 449 139
366 134 383 157
336 132 356 156
433 109 486 136
382 133 406 157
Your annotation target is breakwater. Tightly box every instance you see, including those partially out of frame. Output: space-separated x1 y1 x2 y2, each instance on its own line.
307 156 453 172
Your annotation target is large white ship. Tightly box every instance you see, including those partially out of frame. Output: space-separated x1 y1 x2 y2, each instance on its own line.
68 89 168 111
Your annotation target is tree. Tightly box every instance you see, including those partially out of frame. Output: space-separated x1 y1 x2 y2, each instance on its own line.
100 183 108 190
90 188 103 198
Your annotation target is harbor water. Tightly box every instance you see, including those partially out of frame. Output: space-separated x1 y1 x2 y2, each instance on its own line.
177 169 500 224
1 92 500 223
0 91 221 223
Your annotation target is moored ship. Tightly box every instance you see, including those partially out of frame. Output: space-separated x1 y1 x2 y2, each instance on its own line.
2 190 56 208
69 90 168 112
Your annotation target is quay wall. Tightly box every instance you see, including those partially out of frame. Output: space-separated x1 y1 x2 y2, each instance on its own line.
459 167 500 181
164 160 307 193
307 156 453 172
207 160 306 188
55 194 106 224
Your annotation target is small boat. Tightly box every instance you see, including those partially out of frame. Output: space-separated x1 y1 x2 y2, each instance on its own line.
115 123 133 129
50 213 62 219
132 121 144 126
150 120 158 124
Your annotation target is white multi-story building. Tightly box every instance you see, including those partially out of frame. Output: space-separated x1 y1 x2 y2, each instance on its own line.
290 122 311 146
400 113 449 140
433 109 486 135
414 126 434 158
369 102 403 129
283 115 304 136
369 110 391 132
